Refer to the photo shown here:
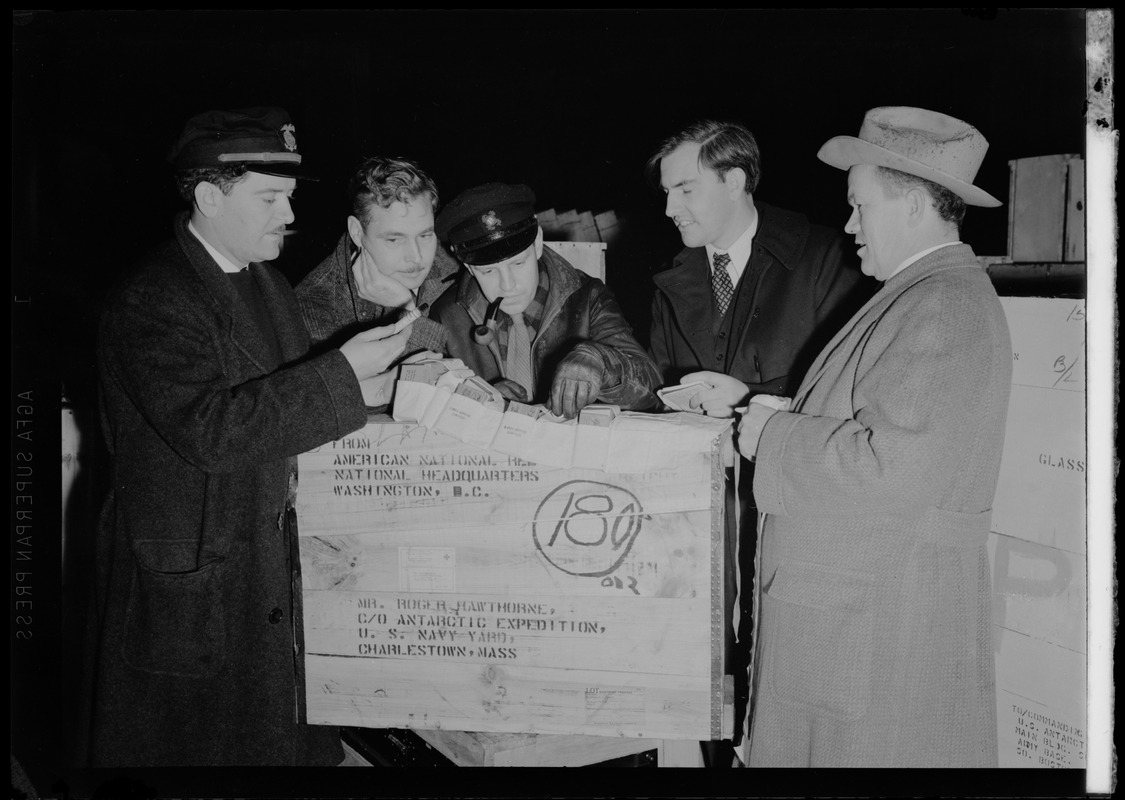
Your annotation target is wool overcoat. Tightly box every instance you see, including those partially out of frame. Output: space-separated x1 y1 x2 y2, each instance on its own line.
90 213 368 766
749 244 1012 767
430 247 662 411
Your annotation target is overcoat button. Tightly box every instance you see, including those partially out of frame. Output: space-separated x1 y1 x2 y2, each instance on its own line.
269 607 283 624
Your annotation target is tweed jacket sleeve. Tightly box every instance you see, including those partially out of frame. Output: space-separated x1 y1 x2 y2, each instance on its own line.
407 246 459 355
753 254 1012 518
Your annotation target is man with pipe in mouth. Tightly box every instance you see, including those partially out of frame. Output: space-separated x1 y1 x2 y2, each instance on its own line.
431 181 662 420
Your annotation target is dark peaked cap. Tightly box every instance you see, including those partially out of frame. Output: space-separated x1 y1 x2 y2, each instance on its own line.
436 182 539 266
168 106 314 179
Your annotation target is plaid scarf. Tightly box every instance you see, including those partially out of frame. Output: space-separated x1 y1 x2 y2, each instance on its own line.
495 257 550 363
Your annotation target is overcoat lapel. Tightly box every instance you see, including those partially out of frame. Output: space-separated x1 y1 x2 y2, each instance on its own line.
793 245 980 408
791 288 881 409
174 217 278 373
653 248 714 367
253 262 306 364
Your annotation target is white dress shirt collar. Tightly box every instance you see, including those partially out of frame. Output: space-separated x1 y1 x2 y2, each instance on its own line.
891 241 961 280
188 219 248 274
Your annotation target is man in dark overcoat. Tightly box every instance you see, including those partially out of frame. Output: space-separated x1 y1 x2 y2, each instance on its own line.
89 107 410 766
646 119 874 765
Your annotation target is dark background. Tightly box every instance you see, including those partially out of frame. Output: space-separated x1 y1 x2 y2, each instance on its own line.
10 9 1095 798
13 8 1090 405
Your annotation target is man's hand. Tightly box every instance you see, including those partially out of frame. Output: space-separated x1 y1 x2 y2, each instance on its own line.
358 370 398 407
550 349 605 419
352 245 414 308
681 371 750 418
491 379 530 403
736 402 779 460
339 324 410 381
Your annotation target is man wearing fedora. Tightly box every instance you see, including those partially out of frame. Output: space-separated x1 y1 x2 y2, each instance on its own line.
431 182 662 419
90 107 410 766
738 107 1012 766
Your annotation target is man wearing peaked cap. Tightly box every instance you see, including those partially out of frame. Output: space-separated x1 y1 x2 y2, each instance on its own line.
430 181 662 419
90 107 412 767
738 107 1012 767
438 182 540 266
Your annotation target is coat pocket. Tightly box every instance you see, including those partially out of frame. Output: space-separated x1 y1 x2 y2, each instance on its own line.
122 539 224 678
761 560 876 718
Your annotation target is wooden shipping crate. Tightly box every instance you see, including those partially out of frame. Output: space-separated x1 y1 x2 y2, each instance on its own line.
989 297 1086 768
296 414 734 742
543 240 606 282
1007 155 1085 263
412 729 658 767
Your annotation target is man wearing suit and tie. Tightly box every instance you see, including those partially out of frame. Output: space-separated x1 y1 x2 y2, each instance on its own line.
646 118 873 766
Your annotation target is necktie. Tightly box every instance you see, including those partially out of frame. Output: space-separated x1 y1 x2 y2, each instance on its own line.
711 252 734 317
505 312 535 398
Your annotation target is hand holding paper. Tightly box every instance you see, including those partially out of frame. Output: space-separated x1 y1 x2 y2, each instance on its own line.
657 380 708 413
679 371 750 418
339 324 409 381
358 370 398 408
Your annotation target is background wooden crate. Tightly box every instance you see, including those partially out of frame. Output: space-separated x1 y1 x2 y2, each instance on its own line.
1007 155 1085 262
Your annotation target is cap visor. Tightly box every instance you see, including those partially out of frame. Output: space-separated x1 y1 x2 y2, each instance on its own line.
247 164 319 181
457 226 539 266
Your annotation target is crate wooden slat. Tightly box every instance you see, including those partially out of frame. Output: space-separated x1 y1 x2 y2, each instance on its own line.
296 416 732 742
412 729 659 767
1063 157 1085 262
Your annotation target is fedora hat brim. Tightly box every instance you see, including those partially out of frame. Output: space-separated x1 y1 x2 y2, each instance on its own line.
818 135 1001 207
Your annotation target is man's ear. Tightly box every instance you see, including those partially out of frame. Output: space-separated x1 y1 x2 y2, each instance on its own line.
533 225 544 258
346 215 365 249
193 182 223 219
723 167 747 197
905 186 928 227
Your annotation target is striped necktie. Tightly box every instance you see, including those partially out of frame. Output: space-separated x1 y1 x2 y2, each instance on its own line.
505 312 535 398
711 251 734 317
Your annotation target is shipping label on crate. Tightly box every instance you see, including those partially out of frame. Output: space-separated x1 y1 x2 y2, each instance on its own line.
990 297 1086 768
296 413 733 741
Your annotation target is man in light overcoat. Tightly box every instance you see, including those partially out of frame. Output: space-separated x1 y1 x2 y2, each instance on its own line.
738 106 1012 767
